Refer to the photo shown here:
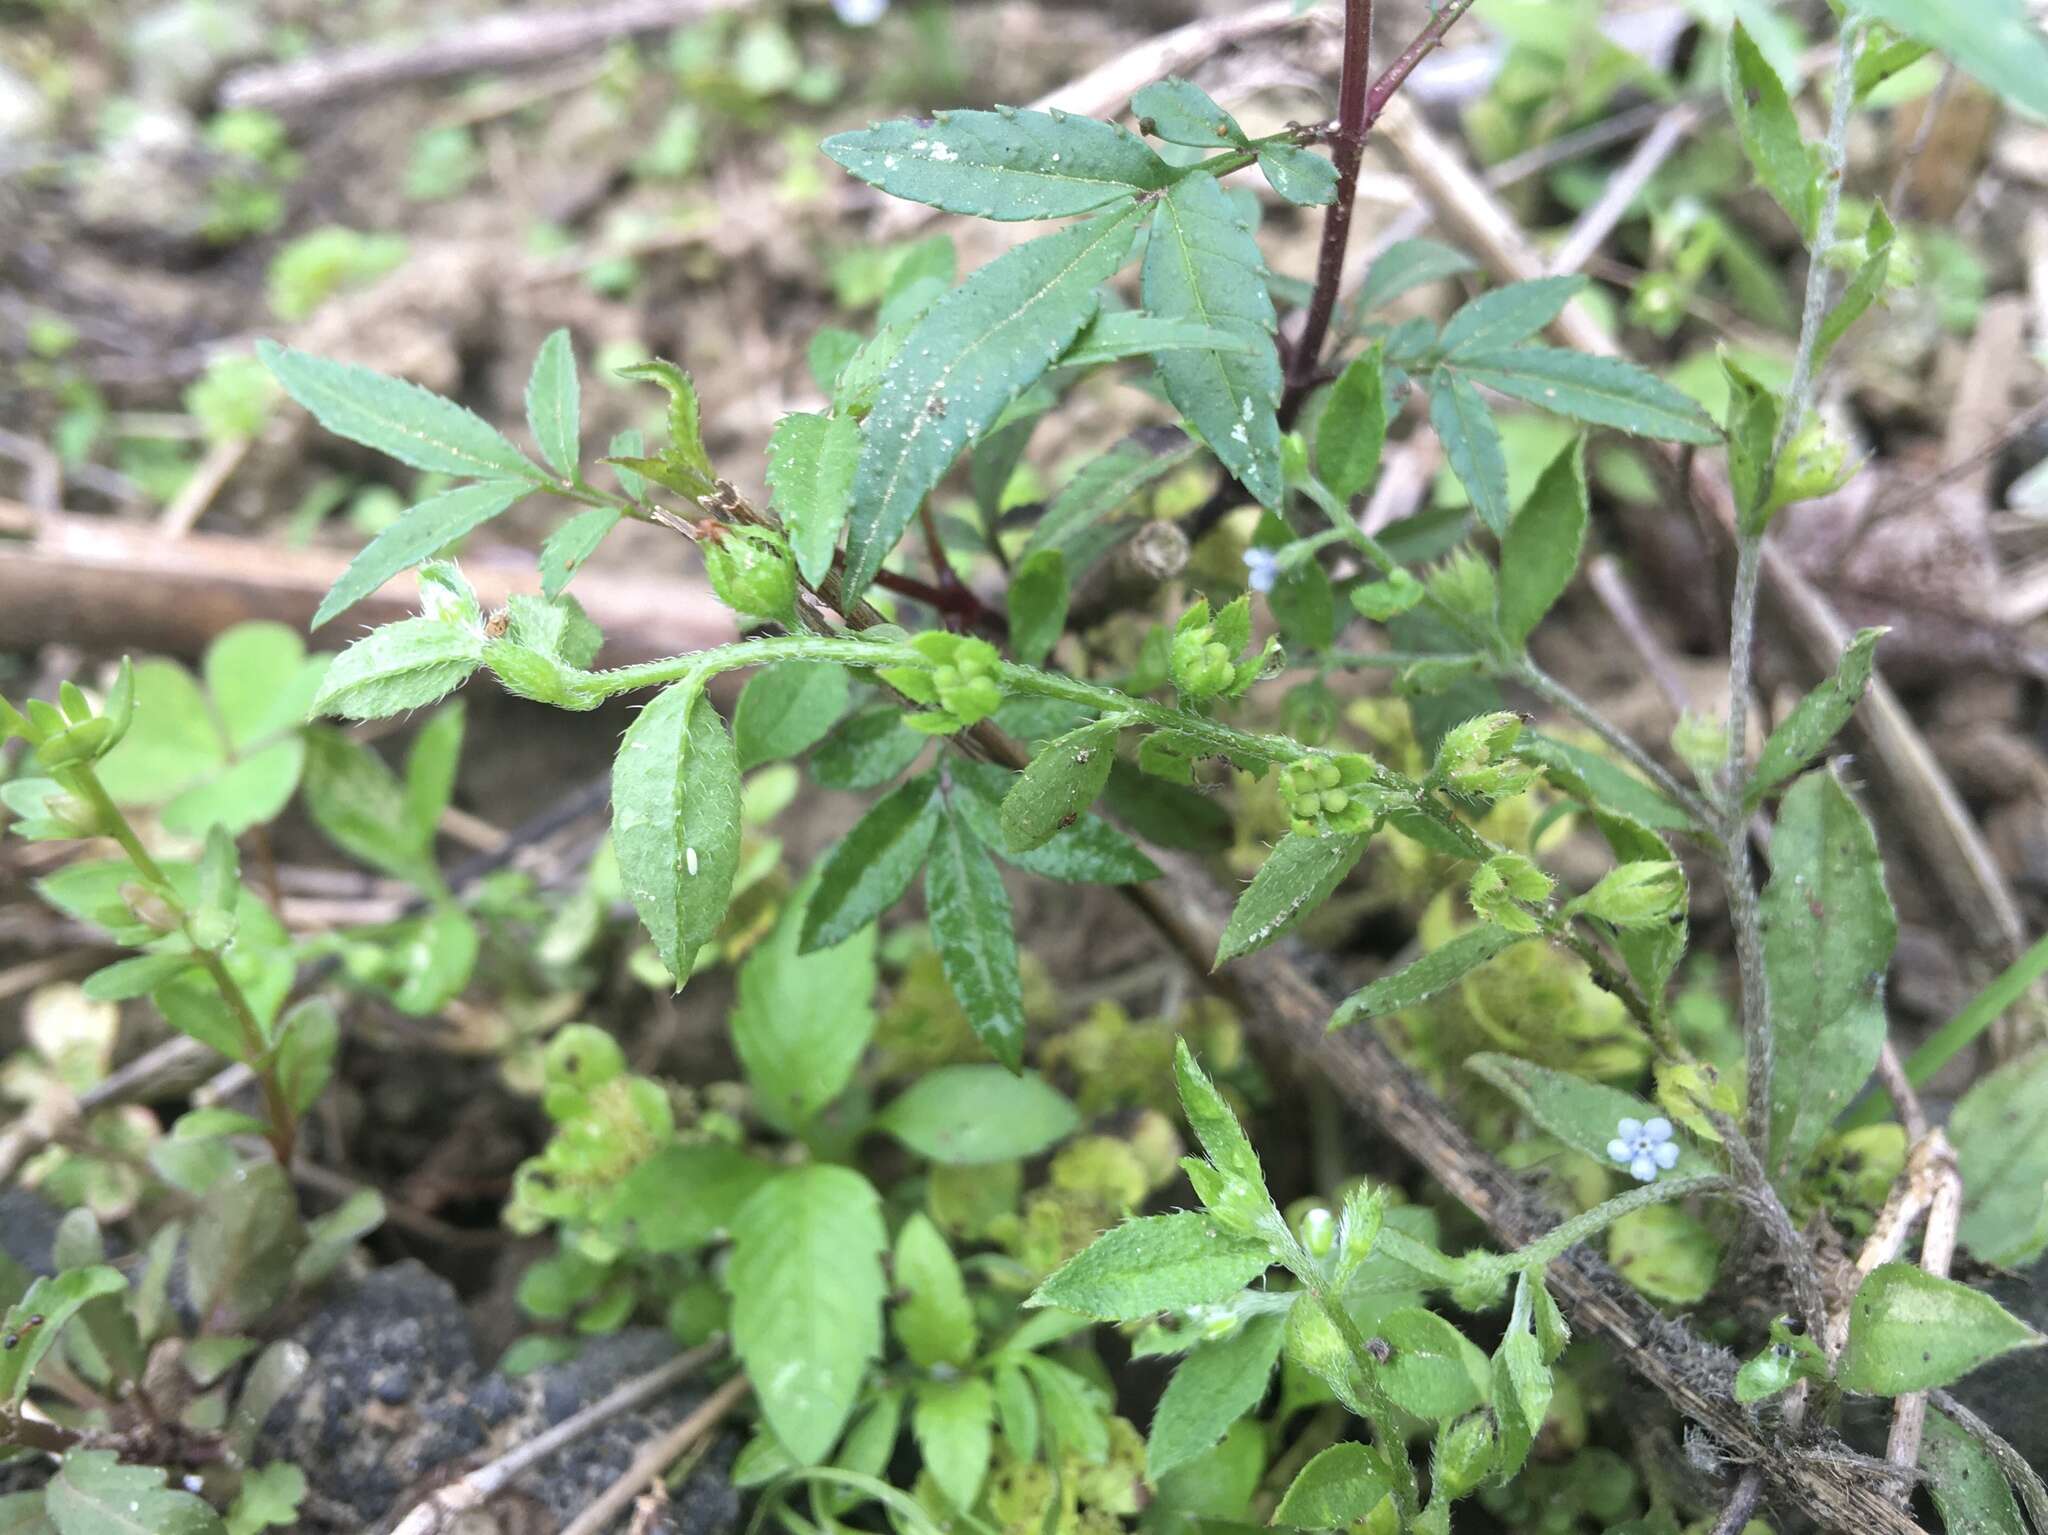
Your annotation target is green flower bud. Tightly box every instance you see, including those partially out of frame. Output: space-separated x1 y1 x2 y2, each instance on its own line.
1566 861 1685 929
1298 1205 1335 1257
1469 853 1553 934
545 1023 626 1090
1434 1412 1497 1499
702 525 796 622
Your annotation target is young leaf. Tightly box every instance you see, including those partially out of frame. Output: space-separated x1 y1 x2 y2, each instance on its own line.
617 360 714 492
1317 345 1386 502
612 681 742 987
948 759 1159 884
1143 174 1283 508
46 1450 226 1535
878 1064 1079 1164
732 873 877 1127
1331 926 1527 1027
1438 277 1584 356
1215 831 1370 967
1000 717 1122 853
1174 1037 1264 1190
1496 437 1587 648
1815 204 1896 366
765 410 861 585
1491 1276 1554 1480
1722 354 1782 531
823 108 1168 220
1951 1046 2048 1268
1837 1264 2042 1395
1428 372 1511 536
314 480 528 628
801 771 943 951
1029 1212 1273 1320
1450 349 1719 445
1273 1443 1394 1528
926 801 1029 1069
894 1213 977 1369
1146 1312 1286 1481
1853 0 2048 119
525 327 580 478
729 1165 887 1463
844 203 1145 600
1022 430 1201 563
1762 769 1897 1188
1467 1054 1712 1178
540 506 622 599
1007 549 1068 667
1726 24 1818 240
1259 144 1338 206
914 1376 995 1512
1131 77 1247 148
734 661 850 771
1355 239 1476 317
311 617 483 721
1744 627 1885 809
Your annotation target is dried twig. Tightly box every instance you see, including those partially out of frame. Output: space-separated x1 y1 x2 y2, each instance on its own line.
1549 101 1704 277
557 1372 751 1535
156 436 252 540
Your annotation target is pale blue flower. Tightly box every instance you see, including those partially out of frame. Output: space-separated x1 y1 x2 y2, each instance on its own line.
833 0 889 25
1608 1116 1679 1183
1243 547 1280 594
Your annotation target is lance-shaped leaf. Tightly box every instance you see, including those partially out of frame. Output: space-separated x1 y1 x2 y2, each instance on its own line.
259 341 539 482
823 107 1168 220
525 327 580 477
1815 204 1896 366
1838 1263 2042 1395
802 771 943 951
541 505 622 598
1029 1212 1273 1320
1450 349 1720 445
1023 429 1200 564
1726 24 1819 240
947 759 1158 884
1496 437 1587 648
1147 1312 1286 1480
1470 1053 1713 1178
611 681 742 986
312 617 483 721
844 203 1145 600
1317 345 1386 502
1056 312 1256 370
1216 831 1370 966
1332 925 1527 1026
1000 716 1123 852
926 800 1028 1069
1440 277 1585 356
1429 372 1511 536
1355 238 1476 317
1745 626 1886 809
1143 175 1283 508
617 360 714 495
312 480 529 627
1853 0 2048 119
765 410 861 585
1762 769 1896 1188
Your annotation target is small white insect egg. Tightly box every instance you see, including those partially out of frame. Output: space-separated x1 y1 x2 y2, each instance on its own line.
686 846 700 877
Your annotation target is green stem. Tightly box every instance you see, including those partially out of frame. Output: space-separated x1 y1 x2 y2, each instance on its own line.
1472 1173 1724 1279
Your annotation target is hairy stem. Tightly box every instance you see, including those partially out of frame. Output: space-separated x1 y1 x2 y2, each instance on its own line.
1514 658 1719 832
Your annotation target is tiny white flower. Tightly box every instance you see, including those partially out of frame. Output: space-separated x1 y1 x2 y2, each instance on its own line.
1243 547 1281 594
1607 1115 1679 1183
832 0 889 25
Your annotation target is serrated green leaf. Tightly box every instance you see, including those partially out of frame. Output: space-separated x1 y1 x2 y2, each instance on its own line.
948 759 1158 884
1146 1312 1285 1481
1007 549 1068 667
1356 239 1476 318
1440 277 1584 356
732 871 876 1127
1131 77 1247 147
1726 24 1819 240
1000 717 1121 852
1258 144 1338 206
1317 344 1386 502
844 204 1144 600
314 480 526 628
1144 175 1282 508
824 107 1168 220
525 327 579 478
1429 372 1510 536
1839 1263 2042 1395
1029 1212 1273 1320
810 705 927 790
1469 1053 1711 1178
926 801 1028 1069
1450 348 1720 444
612 681 742 986
1762 769 1897 1188
258 341 535 481
1745 627 1885 808
311 617 482 721
894 1213 977 1369
730 1166 887 1463
1497 437 1587 647
1332 926 1527 1026
1175 1037 1264 1189
540 506 621 599
1023 430 1201 563
617 360 714 492
1216 832 1369 967
879 1064 1079 1163
1057 312 1257 369
766 411 859 586
802 771 942 950
1816 203 1895 365
1853 0 2048 118
226 1461 304 1535
1273 1442 1393 1528
734 661 850 771
47 1450 225 1535
1952 1046 2048 1268
914 1376 995 1512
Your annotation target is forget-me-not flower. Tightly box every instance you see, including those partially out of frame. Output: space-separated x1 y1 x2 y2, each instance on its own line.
1608 1116 1679 1183
1243 547 1281 594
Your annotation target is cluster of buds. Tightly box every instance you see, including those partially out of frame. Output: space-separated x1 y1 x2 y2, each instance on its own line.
1279 752 1385 836
879 632 1003 734
512 1023 675 1231
1168 596 1277 705
1468 852 1554 934
1430 711 1538 803
1 664 134 774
